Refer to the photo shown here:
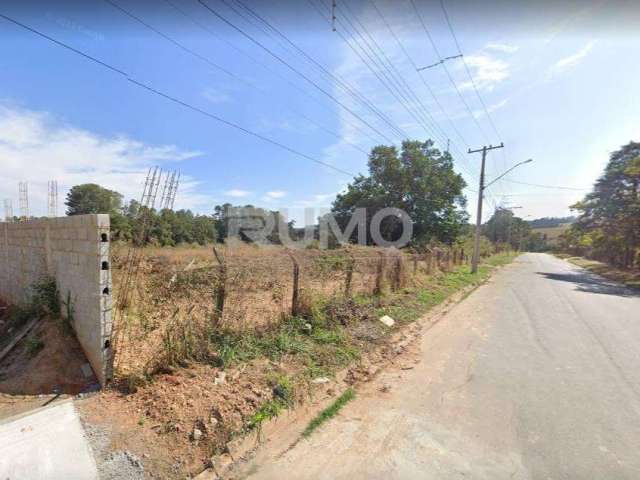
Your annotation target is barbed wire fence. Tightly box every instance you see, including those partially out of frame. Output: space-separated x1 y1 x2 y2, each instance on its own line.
110 244 473 379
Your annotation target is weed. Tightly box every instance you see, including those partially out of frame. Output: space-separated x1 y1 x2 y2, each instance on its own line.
25 337 45 356
246 398 286 432
268 374 295 405
61 290 74 334
31 277 61 319
302 388 355 437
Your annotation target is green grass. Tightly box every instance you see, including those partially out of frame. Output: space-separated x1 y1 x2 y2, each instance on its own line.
377 252 517 325
302 388 355 438
246 398 287 431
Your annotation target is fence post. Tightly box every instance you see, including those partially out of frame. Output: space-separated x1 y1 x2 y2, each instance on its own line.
413 253 418 275
212 246 226 326
288 252 300 316
344 254 354 297
425 251 432 275
393 254 403 291
374 251 385 295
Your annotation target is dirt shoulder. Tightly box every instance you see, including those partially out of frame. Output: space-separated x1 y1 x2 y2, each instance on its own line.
556 255 640 289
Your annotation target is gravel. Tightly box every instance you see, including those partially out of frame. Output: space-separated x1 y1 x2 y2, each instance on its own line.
81 422 145 479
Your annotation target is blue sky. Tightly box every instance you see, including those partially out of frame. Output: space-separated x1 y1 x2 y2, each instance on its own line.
1 0 639 224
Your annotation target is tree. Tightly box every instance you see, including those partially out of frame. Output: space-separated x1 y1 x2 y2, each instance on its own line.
483 208 531 250
331 140 468 246
65 183 123 216
567 142 640 267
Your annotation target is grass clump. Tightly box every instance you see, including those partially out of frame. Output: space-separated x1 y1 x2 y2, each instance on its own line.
246 398 286 431
25 337 45 357
302 388 355 438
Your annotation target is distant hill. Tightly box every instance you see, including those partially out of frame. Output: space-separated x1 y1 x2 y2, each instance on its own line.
527 216 576 228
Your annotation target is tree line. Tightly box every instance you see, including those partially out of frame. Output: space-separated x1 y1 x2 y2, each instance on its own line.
61 139 571 251
559 141 640 268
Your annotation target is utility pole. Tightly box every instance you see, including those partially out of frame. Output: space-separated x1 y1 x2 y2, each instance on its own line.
468 143 504 273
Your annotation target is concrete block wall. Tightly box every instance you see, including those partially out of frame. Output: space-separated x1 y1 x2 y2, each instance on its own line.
0 215 112 385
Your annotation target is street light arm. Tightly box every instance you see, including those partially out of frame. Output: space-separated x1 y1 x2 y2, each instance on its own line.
485 159 533 189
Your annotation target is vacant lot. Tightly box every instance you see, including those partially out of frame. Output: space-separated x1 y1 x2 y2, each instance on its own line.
531 223 571 245
77 243 512 478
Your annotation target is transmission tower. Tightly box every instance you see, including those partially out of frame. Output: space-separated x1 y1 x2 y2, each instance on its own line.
18 182 29 220
47 180 58 217
159 170 175 210
3 199 13 222
140 166 163 209
168 171 180 210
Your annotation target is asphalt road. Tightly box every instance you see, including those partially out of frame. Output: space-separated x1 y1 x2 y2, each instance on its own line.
248 253 640 480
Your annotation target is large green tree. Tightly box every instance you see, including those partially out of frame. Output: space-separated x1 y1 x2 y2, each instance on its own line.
65 183 123 215
483 208 531 250
565 142 640 267
331 140 468 246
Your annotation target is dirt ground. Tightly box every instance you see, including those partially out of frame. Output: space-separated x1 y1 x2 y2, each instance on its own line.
76 300 448 479
0 317 97 396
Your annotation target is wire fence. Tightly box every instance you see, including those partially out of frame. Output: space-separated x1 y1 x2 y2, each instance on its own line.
110 245 471 378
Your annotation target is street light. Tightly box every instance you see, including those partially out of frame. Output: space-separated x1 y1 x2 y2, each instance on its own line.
485 159 533 189
470 157 533 273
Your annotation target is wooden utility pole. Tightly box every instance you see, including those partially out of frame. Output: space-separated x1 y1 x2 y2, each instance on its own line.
468 143 504 273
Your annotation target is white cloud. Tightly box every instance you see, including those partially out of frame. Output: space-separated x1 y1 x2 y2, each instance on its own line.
553 41 596 71
265 190 286 198
459 54 510 92
473 99 508 119
485 42 519 54
202 88 231 104
0 103 205 217
224 189 251 198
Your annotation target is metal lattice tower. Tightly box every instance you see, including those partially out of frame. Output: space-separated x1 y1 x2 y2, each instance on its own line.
3 199 13 222
158 170 180 210
47 180 58 217
140 166 163 209
18 182 29 220
149 168 162 209
159 171 175 210
168 171 180 210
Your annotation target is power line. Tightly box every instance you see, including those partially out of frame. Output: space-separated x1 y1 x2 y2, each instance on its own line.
0 11 357 178
335 0 448 147
438 0 510 184
365 0 476 177
198 0 404 143
105 0 369 155
161 0 379 150
408 0 491 144
499 179 590 191
226 0 409 141
439 0 503 144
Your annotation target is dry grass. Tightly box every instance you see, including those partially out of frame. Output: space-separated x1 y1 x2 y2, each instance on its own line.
564 256 640 289
110 244 468 379
531 223 571 245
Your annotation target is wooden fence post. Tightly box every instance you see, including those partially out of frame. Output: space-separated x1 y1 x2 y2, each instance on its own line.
393 254 403 291
212 246 226 326
344 254 354 297
374 251 385 295
288 252 300 316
